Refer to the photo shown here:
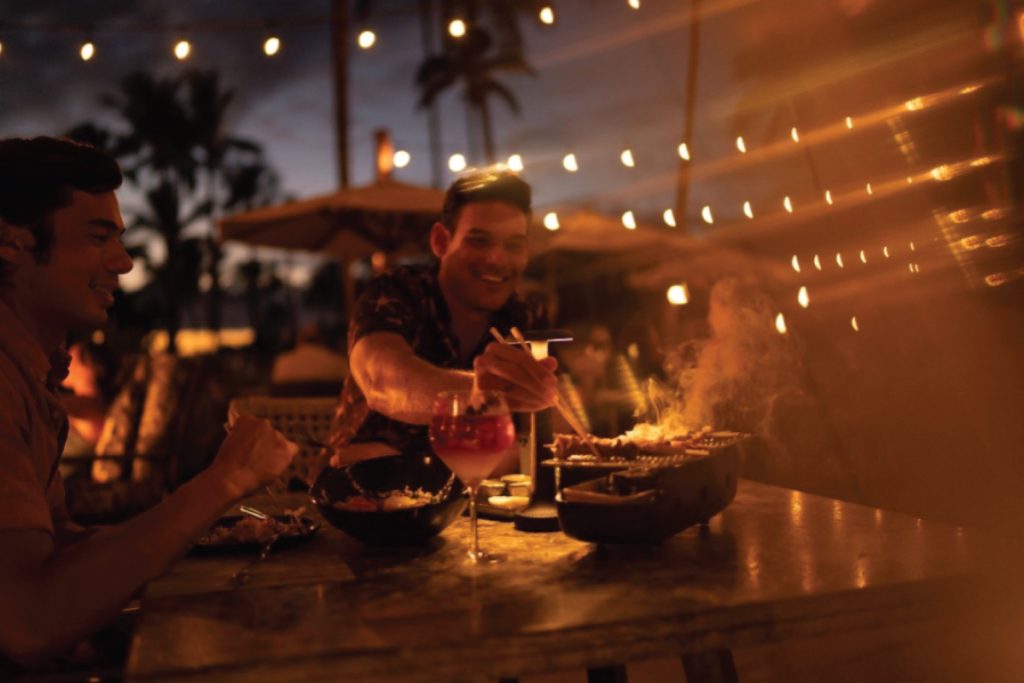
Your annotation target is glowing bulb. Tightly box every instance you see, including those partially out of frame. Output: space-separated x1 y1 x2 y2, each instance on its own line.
628 0 641 8
883 246 890 258
775 313 787 335
736 136 747 153
865 182 873 195
813 254 822 270
506 154 523 172
448 19 467 37
909 241 916 251
393 150 411 168
851 316 860 332
543 212 560 231
907 176 914 184
783 196 793 213
845 116 853 129
663 208 676 227
357 30 376 49
448 153 466 172
859 249 867 264
562 153 578 172
836 253 844 268
797 286 809 308
539 6 555 24
790 127 800 142
667 284 689 305
677 142 690 160
622 210 637 230
620 149 635 167
791 255 801 273
80 41 95 61
701 205 714 224
905 97 924 111
743 201 753 219
824 190 833 205
0 40 4 57
263 36 281 56
174 39 191 60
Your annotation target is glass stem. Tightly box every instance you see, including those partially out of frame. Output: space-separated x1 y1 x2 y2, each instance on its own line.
468 485 479 560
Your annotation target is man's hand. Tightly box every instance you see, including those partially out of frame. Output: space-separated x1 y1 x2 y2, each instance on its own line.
208 415 299 500
474 342 559 412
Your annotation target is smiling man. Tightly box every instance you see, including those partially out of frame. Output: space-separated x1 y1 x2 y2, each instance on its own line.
326 169 558 471
0 137 299 668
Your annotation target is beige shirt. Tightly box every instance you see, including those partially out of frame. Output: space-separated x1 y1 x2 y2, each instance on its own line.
0 299 73 535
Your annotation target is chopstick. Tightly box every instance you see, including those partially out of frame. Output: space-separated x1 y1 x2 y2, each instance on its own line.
488 327 602 459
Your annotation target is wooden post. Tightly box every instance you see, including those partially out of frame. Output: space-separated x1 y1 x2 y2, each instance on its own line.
330 0 351 189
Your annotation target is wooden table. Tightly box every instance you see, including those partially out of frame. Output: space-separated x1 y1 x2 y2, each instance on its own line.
125 481 996 682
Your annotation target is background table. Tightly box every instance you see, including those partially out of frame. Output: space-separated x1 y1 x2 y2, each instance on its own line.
126 481 996 682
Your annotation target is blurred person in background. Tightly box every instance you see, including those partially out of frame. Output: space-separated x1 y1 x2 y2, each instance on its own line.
0 136 299 669
270 321 348 396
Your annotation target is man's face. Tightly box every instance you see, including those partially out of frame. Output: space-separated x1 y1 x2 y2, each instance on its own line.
433 200 529 314
17 190 132 332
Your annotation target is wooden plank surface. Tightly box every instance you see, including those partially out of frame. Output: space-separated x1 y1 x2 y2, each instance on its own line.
125 481 993 682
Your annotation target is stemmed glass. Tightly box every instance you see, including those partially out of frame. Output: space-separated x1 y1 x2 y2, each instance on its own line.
429 390 516 563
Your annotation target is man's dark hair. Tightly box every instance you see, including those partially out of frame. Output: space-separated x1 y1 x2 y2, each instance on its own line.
0 136 122 268
439 168 532 232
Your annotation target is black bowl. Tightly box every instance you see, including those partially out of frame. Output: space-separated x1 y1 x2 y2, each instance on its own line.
310 453 467 547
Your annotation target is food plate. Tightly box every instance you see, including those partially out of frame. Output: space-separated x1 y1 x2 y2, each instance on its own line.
191 515 320 554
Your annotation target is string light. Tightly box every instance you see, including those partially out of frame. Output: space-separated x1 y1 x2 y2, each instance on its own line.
628 0 641 8
173 39 191 60
790 127 800 142
507 154 524 172
813 254 822 270
865 182 873 195
663 209 676 227
851 316 860 332
620 149 635 167
667 284 689 305
393 150 411 168
357 30 376 49
775 313 787 335
621 211 637 230
743 201 753 219
0 40 4 57
836 253 844 268
735 136 747 153
448 19 466 38
824 190 833 205
79 40 95 61
883 246 890 258
798 286 809 308
783 196 793 213
448 153 466 172
543 212 560 231
909 241 916 251
677 142 690 161
845 116 853 129
701 205 714 224
562 153 578 172
791 255 801 273
263 36 280 56
859 249 867 264
539 6 555 24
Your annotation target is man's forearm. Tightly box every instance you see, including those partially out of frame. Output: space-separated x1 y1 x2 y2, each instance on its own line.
364 352 473 424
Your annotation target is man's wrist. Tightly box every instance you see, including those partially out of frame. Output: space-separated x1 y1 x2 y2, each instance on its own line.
195 463 250 505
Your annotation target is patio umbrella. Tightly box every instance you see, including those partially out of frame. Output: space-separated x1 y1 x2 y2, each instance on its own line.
218 179 445 259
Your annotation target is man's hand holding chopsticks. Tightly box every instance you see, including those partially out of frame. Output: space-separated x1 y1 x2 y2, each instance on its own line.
474 341 559 413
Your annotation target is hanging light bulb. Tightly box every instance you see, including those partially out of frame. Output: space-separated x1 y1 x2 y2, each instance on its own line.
393 150 411 168
543 212 560 231
859 249 867 264
791 255 801 273
448 153 466 172
628 0 641 8
865 182 873 195
506 154 524 172
562 153 578 172
677 142 690 160
882 245 890 258
743 200 754 219
701 205 714 224
357 30 376 49
790 127 800 142
620 149 635 167
775 313 788 335
836 253 844 268
79 40 96 61
797 286 810 308
813 254 822 270
824 189 833 205
622 211 637 230
539 6 555 24
851 316 860 331
448 19 467 37
667 284 689 305
663 209 676 227
735 136 747 153
174 39 191 60
845 116 853 129
783 196 793 213
263 35 281 56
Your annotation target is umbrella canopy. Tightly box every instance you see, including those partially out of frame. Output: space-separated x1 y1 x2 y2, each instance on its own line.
219 179 445 258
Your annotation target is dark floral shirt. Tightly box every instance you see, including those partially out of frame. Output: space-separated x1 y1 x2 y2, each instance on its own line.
328 263 545 457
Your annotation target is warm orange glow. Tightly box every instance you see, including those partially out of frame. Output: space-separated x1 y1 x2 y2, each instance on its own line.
791 255 801 273
790 127 800 142
845 116 853 129
797 286 809 308
622 210 637 230
393 150 411 168
865 182 873 195
620 149 635 167
904 97 925 111
507 154 524 172
677 142 690 160
743 201 753 219
701 205 714 224
930 164 953 181
667 284 689 305
263 36 281 56
883 246 890 258
174 39 191 60
628 0 641 9
824 190 833 205
543 212 560 231
562 153 578 172
986 234 1012 248
909 241 916 251
663 208 676 227
813 254 822 270
448 153 467 172
775 312 787 334
859 249 867 264
948 209 969 224
448 19 467 37
736 136 747 153
960 235 983 250
783 196 793 213
835 253 844 268
851 316 860 332
80 41 96 61
357 30 376 49
539 6 555 24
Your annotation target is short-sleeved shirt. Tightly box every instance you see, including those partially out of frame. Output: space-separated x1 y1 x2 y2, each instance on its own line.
327 263 544 458
0 299 72 536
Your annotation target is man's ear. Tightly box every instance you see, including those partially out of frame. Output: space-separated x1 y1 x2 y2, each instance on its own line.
429 221 451 258
0 221 37 269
